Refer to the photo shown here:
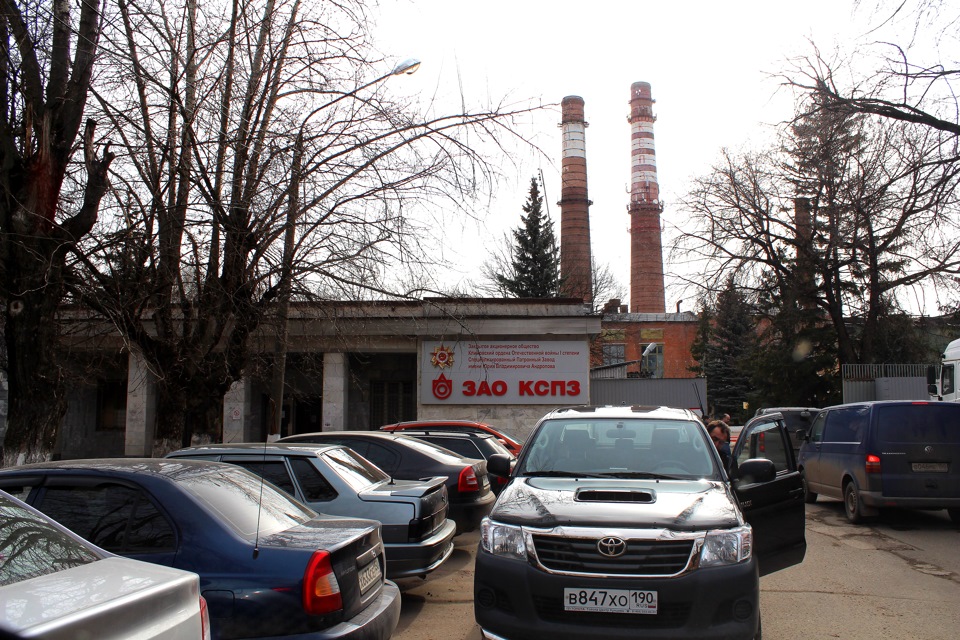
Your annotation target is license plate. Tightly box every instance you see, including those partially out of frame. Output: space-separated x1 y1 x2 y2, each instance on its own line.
357 559 382 593
563 588 658 614
912 462 948 472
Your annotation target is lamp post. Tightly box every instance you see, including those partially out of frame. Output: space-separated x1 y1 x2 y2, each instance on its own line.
266 59 419 440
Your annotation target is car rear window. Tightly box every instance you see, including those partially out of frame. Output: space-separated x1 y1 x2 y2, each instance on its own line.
177 467 317 538
876 404 960 444
322 447 389 491
0 496 101 586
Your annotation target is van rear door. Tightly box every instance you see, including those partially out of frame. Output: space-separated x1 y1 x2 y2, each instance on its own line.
873 403 960 499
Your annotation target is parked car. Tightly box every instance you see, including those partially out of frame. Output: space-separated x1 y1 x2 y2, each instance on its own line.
755 406 820 453
278 431 496 533
394 430 516 495
474 405 806 640
380 420 524 456
0 459 401 640
0 488 210 640
797 400 960 524
166 443 457 579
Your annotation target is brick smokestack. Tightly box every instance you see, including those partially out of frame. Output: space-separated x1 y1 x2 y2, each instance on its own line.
794 197 816 309
628 82 665 313
559 95 593 305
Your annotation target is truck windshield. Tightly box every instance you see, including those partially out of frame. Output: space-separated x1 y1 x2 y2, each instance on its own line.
519 418 719 479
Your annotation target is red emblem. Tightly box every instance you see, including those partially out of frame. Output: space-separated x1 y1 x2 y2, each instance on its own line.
432 373 453 400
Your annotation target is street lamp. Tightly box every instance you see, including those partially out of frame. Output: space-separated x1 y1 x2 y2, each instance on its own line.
392 58 421 76
266 57 420 440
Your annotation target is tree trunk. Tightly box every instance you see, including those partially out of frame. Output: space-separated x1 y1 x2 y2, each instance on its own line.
2 237 70 467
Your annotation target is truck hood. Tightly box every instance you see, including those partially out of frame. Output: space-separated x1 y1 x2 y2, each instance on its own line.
490 477 743 531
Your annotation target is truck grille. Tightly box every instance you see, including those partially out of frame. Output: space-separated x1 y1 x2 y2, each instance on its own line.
531 535 694 575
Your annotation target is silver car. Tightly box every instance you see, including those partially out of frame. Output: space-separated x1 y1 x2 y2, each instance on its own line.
0 489 209 639
166 442 457 579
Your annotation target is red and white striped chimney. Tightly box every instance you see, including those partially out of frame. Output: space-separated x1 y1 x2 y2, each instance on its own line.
559 95 593 305
628 81 666 313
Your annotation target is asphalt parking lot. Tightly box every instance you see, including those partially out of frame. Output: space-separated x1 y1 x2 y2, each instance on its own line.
391 503 960 640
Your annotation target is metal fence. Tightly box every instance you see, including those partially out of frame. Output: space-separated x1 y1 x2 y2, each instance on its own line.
590 378 708 414
841 364 934 403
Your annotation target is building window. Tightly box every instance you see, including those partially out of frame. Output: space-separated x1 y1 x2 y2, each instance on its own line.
602 343 626 366
97 379 127 431
369 381 415 426
640 343 664 379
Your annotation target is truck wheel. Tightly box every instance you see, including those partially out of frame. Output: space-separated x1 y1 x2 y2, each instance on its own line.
801 472 817 504
844 482 865 524
948 508 960 524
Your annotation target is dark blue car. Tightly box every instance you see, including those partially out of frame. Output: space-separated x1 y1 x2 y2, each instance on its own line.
0 459 401 640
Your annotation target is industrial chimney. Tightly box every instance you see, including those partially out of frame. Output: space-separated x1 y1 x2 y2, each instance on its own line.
627 82 666 313
559 95 593 305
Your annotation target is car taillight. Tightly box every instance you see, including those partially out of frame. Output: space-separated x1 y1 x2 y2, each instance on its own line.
866 454 881 474
458 465 480 493
199 595 211 640
303 550 342 615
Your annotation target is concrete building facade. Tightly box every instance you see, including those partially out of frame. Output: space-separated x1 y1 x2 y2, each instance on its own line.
55 299 601 459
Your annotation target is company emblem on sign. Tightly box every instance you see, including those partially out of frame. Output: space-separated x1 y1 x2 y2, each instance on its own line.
430 344 455 369
432 373 453 400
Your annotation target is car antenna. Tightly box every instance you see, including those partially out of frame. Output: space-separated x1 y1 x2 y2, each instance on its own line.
253 436 269 560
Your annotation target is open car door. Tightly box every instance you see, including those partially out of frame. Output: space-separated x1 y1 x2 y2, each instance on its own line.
731 413 807 576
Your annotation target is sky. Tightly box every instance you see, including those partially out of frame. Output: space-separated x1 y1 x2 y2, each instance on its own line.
371 0 890 309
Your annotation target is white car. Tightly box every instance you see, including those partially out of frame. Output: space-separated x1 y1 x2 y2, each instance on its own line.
0 489 210 639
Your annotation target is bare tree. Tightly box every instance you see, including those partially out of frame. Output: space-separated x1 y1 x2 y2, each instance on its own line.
673 90 960 366
62 0 543 454
1 0 114 465
787 2 960 137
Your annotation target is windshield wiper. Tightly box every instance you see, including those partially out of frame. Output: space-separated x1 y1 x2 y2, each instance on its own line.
602 471 683 480
522 470 607 478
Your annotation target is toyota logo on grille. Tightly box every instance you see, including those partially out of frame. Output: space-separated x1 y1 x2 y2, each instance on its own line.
597 537 627 557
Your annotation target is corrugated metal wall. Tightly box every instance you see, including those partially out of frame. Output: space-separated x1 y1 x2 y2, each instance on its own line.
841 364 933 403
590 378 707 414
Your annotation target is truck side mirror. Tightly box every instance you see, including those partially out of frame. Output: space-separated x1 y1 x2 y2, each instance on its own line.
733 458 776 484
927 365 937 385
928 383 939 395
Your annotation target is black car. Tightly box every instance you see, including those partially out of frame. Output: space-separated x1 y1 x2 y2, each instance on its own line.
278 431 496 534
166 443 457 579
474 405 806 640
397 430 516 495
0 459 401 640
755 406 820 453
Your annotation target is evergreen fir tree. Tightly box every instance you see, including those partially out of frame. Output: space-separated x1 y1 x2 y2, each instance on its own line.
495 178 562 297
701 277 757 423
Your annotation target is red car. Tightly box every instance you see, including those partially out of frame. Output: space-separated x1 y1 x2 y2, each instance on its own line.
380 420 524 456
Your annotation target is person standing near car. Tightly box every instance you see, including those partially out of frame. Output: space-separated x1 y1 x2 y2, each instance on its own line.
708 420 732 469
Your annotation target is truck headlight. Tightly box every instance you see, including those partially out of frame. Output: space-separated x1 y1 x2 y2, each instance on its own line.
480 518 526 561
700 525 752 566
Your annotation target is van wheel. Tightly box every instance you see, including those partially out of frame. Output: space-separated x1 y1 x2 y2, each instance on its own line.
948 508 960 524
801 472 817 504
844 482 866 524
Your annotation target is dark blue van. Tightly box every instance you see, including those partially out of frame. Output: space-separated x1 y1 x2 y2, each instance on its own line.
797 400 960 524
